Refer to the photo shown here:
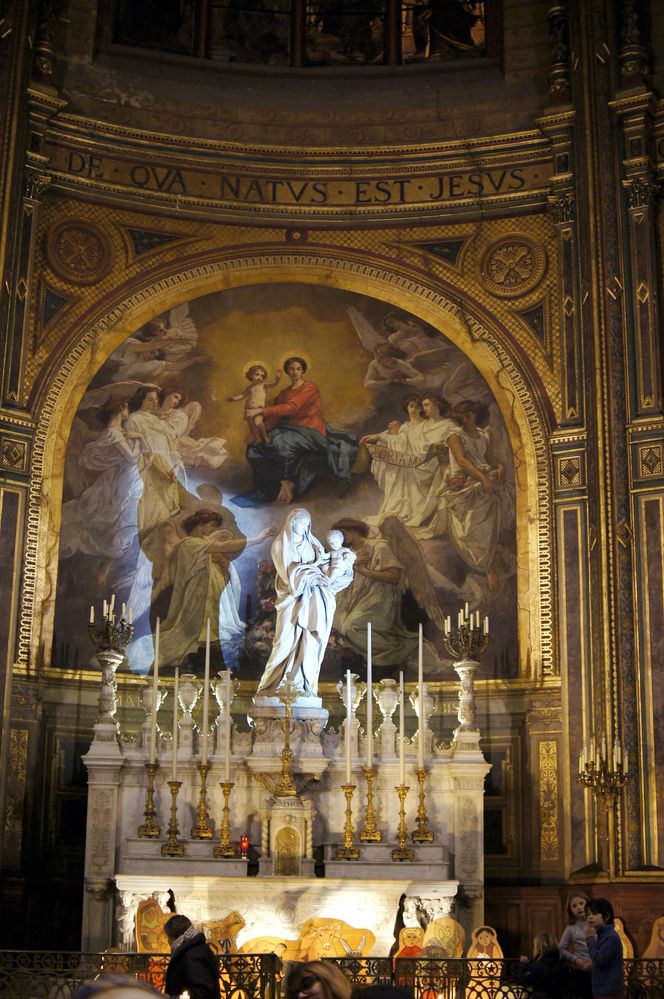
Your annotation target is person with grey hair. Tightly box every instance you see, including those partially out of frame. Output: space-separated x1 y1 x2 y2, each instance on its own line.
73 975 161 998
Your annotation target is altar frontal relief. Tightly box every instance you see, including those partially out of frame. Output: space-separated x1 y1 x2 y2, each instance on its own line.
54 283 519 680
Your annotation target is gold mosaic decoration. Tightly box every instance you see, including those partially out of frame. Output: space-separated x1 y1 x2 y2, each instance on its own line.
639 443 663 478
556 454 584 489
0 437 29 472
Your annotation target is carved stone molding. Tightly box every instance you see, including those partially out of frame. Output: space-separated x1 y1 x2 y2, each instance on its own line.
624 176 658 210
23 169 52 203
85 877 113 904
547 2 571 100
548 191 575 225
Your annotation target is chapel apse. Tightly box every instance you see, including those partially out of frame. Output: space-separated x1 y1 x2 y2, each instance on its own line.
53 282 519 681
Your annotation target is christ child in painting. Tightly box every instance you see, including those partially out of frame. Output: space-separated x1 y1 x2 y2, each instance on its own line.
227 363 282 443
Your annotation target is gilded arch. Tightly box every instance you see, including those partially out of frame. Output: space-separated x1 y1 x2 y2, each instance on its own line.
22 251 554 678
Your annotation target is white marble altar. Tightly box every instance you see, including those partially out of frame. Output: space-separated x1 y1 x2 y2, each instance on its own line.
81 654 489 954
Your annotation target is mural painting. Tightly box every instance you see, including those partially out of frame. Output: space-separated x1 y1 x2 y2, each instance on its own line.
53 283 519 681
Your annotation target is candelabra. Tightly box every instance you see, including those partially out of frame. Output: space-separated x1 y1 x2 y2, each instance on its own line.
577 735 628 877
88 602 133 732
161 780 184 857
392 785 414 862
88 603 133 653
213 781 236 857
274 681 299 798
191 763 213 839
443 605 489 661
137 762 160 838
360 766 382 842
444 608 488 746
577 737 629 796
411 768 434 842
336 785 360 860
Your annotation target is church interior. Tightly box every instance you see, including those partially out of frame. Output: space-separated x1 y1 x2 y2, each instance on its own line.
1 0 664 989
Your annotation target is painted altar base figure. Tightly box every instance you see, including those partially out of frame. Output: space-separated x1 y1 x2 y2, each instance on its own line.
256 509 353 698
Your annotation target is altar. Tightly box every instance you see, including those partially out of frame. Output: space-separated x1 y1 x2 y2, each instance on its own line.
82 652 489 955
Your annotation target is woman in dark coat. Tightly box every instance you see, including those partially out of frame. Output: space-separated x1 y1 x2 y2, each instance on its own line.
164 915 221 999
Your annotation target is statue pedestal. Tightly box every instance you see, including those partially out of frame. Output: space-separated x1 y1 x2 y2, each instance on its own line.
259 795 315 877
246 698 330 782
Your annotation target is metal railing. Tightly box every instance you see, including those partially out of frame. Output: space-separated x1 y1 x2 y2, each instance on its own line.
0 951 278 999
0 953 662 999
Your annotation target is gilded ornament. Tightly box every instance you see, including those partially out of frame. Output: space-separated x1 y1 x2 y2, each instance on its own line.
46 219 112 285
480 236 547 298
638 444 663 478
0 438 29 472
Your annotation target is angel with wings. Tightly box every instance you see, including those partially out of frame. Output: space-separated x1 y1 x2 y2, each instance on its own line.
329 515 444 673
156 386 228 470
347 306 449 389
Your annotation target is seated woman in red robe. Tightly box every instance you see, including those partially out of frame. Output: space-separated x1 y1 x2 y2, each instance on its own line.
233 355 357 506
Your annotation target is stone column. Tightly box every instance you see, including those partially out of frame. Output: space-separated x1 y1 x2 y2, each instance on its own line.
81 708 125 949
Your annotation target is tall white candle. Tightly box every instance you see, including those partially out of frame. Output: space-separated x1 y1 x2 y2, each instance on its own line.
89 605 94 624
418 624 425 769
366 623 373 767
149 618 160 765
224 669 232 781
109 593 115 617
345 669 352 783
171 667 179 781
399 671 405 785
201 619 211 766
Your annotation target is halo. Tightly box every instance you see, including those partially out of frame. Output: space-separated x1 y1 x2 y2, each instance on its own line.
243 359 269 378
280 351 311 373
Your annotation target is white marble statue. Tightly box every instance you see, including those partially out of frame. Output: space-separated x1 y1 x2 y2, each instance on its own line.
256 509 353 698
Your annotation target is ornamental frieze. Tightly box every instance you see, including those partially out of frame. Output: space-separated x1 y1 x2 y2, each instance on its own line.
42 126 553 219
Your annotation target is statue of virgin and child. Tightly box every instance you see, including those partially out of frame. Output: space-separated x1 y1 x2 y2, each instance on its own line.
255 508 355 700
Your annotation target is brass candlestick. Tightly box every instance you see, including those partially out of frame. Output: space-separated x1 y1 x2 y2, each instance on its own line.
137 762 160 838
191 763 213 839
213 781 236 857
411 768 434 842
360 766 382 842
336 784 360 860
274 681 299 798
392 785 414 862
161 780 184 857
